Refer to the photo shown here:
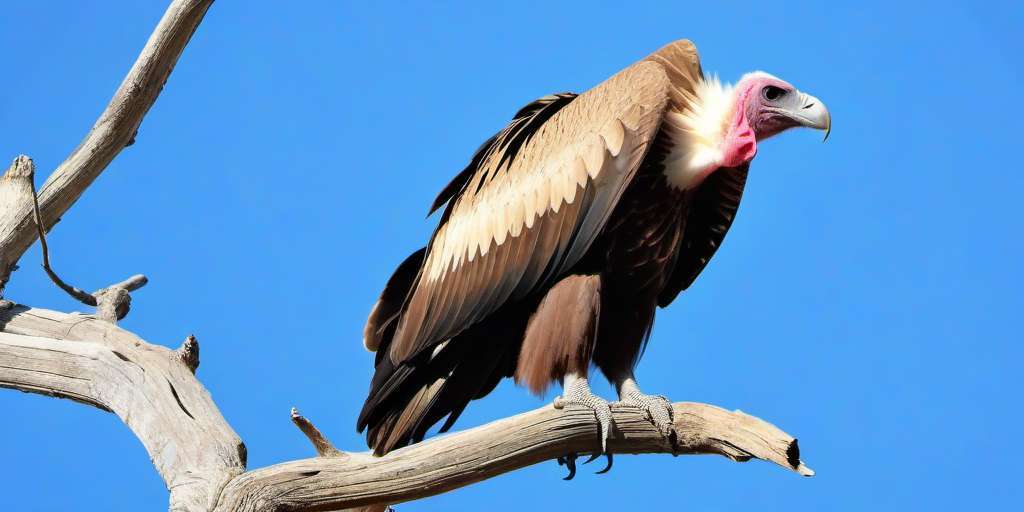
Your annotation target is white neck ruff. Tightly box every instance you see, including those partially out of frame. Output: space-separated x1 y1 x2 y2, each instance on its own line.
661 72 776 189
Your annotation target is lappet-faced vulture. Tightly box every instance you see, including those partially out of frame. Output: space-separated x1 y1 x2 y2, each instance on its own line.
357 40 830 458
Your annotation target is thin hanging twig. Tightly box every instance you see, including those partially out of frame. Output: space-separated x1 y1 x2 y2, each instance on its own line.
29 176 96 307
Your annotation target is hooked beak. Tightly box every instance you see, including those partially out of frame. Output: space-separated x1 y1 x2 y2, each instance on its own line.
768 90 831 142
792 92 831 141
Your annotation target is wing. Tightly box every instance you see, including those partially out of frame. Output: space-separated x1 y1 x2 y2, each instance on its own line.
657 163 749 307
389 60 673 362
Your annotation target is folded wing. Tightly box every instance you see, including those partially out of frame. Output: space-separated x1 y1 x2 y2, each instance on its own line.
389 60 673 363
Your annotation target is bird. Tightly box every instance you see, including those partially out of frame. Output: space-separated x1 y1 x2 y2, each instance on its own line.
357 39 830 458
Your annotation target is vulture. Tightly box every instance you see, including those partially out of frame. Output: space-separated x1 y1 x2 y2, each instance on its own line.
358 40 830 457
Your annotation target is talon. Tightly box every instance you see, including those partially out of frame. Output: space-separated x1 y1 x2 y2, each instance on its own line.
615 378 674 438
553 373 614 455
582 452 601 465
557 453 578 480
595 453 614 474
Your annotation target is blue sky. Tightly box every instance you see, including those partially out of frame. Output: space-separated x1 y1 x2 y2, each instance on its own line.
1 1 1021 510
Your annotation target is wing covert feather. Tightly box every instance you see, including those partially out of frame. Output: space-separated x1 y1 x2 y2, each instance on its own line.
390 60 672 362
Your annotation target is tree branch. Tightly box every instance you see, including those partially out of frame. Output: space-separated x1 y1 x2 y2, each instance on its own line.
1 305 811 512
30 159 99 308
215 401 811 512
0 306 246 512
0 156 36 299
0 0 214 296
292 408 346 458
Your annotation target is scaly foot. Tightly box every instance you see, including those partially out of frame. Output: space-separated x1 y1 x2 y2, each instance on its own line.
613 377 674 437
553 373 613 452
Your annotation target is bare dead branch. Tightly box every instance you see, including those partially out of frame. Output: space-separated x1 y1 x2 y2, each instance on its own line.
292 407 346 458
0 0 214 293
110 274 149 292
0 156 36 298
0 304 811 512
29 168 99 307
215 401 811 511
0 306 246 511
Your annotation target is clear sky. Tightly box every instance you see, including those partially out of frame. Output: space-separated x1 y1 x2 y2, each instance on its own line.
1 1 1021 510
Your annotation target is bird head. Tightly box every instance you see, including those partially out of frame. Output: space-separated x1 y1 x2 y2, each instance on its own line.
734 72 831 142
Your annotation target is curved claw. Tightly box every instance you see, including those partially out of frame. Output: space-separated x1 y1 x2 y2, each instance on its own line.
557 453 578 481
555 375 615 454
582 452 602 465
595 453 614 474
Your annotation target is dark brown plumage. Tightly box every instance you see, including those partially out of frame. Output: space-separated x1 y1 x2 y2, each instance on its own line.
515 274 601 395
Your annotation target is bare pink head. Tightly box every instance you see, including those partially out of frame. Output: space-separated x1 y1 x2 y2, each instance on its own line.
715 72 830 170
734 72 831 142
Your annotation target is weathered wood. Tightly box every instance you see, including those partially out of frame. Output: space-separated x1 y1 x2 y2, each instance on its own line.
0 0 214 296
0 306 246 512
0 156 36 297
292 408 347 458
214 401 811 511
91 274 148 322
0 306 811 512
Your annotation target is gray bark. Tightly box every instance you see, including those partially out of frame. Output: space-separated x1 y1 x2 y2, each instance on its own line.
0 307 246 511
214 401 811 512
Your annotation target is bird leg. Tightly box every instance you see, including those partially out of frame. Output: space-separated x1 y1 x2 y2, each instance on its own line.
553 372 613 452
612 375 674 437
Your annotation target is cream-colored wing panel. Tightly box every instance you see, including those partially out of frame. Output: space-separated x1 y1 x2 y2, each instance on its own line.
390 60 674 362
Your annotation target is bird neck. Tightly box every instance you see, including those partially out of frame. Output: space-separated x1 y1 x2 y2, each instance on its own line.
662 75 757 190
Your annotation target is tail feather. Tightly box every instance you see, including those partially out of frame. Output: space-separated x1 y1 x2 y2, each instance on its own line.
358 255 530 455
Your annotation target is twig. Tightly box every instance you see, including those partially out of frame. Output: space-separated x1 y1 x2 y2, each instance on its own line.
29 175 97 307
291 408 345 458
30 176 147 323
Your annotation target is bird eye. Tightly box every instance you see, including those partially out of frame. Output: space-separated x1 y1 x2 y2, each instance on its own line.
762 85 786 101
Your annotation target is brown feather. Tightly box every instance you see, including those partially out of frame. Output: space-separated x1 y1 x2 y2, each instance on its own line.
643 40 703 112
516 274 601 395
657 164 749 307
389 61 672 363
363 248 426 351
